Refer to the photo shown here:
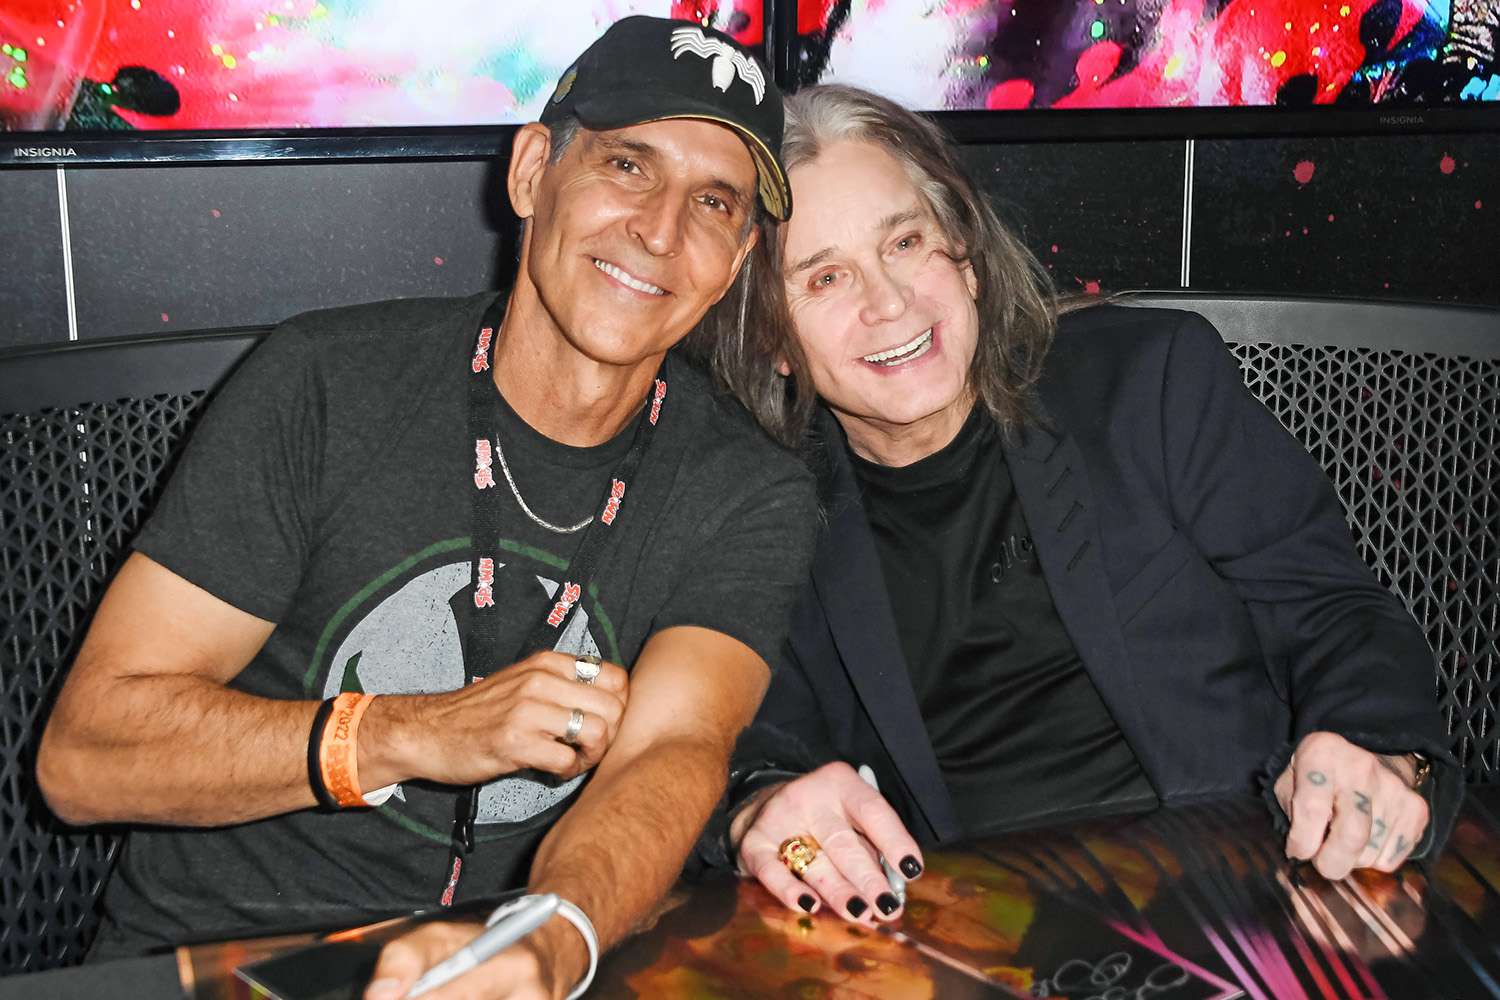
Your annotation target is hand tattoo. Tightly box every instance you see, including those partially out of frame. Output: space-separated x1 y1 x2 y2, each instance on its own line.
1354 791 1371 814
1368 817 1387 850
1394 834 1409 857
1307 771 1328 786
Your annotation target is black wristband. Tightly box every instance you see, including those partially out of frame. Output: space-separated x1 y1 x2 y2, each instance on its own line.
307 697 339 811
722 766 805 867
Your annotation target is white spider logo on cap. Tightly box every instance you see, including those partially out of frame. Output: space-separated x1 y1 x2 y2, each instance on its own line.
668 27 766 106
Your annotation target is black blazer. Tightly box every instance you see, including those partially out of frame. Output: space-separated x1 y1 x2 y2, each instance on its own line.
729 306 1460 857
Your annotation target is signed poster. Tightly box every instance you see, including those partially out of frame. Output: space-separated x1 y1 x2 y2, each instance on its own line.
178 794 1500 999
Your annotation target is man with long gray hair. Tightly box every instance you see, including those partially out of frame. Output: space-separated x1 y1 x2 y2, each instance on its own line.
691 84 1458 926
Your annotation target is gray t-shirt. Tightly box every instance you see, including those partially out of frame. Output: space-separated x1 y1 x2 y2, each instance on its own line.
91 292 816 957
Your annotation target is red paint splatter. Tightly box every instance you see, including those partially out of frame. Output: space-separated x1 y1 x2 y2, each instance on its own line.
795 0 837 35
1440 154 1456 175
210 208 221 218
1050 244 1060 254
986 79 1035 110
1047 0 1422 112
671 1 762 44
1077 278 1102 295
433 256 445 266
1476 200 1484 210
1293 160 1316 185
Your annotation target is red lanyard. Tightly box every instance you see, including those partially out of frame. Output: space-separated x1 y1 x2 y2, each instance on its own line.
442 296 669 905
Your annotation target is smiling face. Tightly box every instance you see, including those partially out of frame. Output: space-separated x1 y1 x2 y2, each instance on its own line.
514 117 759 369
780 139 980 464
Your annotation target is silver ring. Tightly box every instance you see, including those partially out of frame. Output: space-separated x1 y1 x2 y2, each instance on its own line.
564 708 585 745
573 654 603 685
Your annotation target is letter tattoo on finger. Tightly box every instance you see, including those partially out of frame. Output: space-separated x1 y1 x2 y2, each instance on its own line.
1307 770 1328 785
1368 817 1387 850
1393 834 1409 856
1354 791 1371 814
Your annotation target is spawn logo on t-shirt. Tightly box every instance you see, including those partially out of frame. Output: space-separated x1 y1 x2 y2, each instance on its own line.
303 538 620 845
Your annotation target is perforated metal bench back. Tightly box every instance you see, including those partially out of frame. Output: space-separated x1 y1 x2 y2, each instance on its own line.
1 332 262 974
1 299 1496 972
1127 295 1499 784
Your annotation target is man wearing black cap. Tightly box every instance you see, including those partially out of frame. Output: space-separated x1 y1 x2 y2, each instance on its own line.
37 17 812 998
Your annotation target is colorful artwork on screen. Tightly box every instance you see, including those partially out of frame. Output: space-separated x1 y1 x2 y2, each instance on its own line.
800 0 1500 110
0 1 761 132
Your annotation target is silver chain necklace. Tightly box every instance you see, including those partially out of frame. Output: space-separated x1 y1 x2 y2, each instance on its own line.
492 436 593 534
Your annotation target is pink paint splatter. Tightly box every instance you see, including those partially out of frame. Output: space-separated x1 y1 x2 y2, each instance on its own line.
1077 278 1102 295
1326 214 1335 222
986 79 1034 110
1440 154 1456 174
160 312 170 322
433 256 445 266
1302 226 1309 235
210 208 222 218
1050 244 1059 254
1293 160 1316 185
1476 200 1484 210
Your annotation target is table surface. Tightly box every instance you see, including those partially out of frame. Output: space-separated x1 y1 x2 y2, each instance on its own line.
11 789 1499 999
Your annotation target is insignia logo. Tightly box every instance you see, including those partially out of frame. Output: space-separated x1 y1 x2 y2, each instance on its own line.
668 27 766 105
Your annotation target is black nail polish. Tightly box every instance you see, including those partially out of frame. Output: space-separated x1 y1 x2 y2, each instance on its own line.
798 894 816 912
899 856 923 879
846 897 868 918
876 892 900 915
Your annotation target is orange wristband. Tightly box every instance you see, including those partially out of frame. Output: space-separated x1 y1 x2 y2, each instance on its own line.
318 692 377 808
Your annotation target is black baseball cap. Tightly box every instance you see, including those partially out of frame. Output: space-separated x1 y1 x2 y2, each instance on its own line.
540 16 790 220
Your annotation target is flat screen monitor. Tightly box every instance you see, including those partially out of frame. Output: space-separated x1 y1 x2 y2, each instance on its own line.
788 0 1500 139
0 0 764 164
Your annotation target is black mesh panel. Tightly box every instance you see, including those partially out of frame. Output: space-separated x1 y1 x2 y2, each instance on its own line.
1230 343 1499 781
1 393 207 974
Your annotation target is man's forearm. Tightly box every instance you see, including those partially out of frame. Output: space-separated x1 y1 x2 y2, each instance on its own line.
38 672 323 825
37 673 420 827
523 736 731 989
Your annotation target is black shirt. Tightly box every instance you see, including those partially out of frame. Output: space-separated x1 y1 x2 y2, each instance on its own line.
851 407 1155 836
95 294 817 958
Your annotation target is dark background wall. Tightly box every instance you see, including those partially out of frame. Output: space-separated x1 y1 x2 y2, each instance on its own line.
1 128 1496 353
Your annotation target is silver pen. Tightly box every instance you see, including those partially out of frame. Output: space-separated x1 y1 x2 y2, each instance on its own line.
404 893 560 998
856 764 906 904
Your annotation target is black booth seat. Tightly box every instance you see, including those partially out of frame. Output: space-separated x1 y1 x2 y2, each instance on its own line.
1 294 1497 975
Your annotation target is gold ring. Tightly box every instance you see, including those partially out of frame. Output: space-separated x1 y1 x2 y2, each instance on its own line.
778 835 822 878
